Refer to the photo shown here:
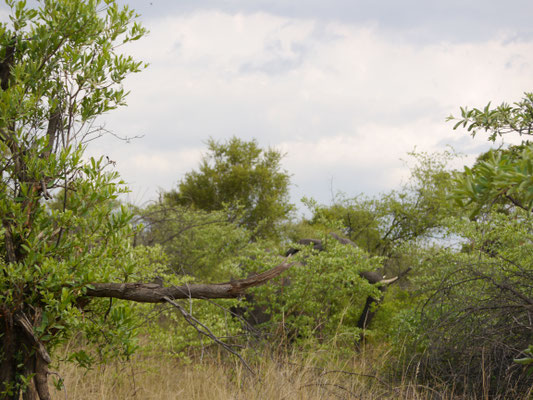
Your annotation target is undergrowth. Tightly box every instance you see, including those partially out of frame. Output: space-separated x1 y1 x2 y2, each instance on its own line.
48 341 521 400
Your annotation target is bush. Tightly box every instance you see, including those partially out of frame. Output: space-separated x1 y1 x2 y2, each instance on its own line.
399 211 533 398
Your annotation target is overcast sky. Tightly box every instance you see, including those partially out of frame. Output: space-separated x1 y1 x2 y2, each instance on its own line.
39 1 533 211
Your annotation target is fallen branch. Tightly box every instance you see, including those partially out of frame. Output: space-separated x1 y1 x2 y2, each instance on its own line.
85 261 296 302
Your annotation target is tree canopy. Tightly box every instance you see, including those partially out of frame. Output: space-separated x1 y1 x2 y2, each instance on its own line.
450 94 533 215
165 137 293 240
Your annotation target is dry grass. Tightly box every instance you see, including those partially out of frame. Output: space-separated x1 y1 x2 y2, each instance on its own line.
48 344 464 400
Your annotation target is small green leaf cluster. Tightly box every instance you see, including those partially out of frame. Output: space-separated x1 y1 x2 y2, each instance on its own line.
450 93 533 142
452 143 533 215
514 345 533 374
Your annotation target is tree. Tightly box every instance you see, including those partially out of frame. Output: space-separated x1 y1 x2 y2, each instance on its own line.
135 201 255 280
283 152 455 339
303 150 457 260
396 93 533 397
0 2 292 399
450 93 533 214
248 234 384 344
166 137 293 240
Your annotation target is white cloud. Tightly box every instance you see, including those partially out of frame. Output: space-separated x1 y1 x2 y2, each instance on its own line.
86 141 204 205
94 11 533 209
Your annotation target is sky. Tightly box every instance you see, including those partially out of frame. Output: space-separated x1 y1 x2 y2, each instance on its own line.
11 1 533 213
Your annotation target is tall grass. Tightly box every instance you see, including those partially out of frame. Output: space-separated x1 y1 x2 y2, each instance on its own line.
48 344 483 400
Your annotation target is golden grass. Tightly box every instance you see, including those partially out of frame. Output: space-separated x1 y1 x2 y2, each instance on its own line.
48 344 462 400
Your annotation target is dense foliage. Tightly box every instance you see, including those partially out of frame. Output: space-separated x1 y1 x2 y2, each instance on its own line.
247 236 384 345
302 151 456 257
135 202 254 281
165 136 293 240
0 0 148 398
395 93 533 397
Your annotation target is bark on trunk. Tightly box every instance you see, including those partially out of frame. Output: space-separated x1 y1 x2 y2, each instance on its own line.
86 261 295 302
0 312 53 400
0 312 18 400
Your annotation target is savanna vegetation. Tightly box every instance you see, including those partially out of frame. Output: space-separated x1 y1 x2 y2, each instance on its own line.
1 1 533 399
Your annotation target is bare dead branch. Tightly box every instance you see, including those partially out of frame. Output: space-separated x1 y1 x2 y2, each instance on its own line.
85 260 296 302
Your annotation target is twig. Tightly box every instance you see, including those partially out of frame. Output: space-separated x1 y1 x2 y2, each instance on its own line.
48 370 68 400
162 296 255 375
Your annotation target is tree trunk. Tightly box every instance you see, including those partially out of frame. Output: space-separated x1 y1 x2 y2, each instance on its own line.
0 312 52 400
0 312 18 400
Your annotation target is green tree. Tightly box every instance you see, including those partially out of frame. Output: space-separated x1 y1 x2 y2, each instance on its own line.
0 1 147 397
395 93 533 397
450 93 533 215
247 235 384 345
166 137 293 240
303 150 457 259
283 152 457 339
135 201 254 281
0 2 290 398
